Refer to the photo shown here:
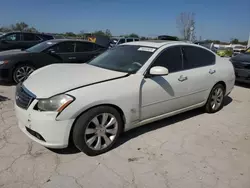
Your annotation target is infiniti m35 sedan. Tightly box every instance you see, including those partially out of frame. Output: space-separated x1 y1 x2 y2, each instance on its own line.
15 40 235 156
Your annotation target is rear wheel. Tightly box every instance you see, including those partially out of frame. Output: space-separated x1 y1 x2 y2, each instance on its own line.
205 84 225 113
13 64 35 84
72 106 123 156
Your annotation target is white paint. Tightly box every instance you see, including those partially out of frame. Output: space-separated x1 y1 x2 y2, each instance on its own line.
16 41 235 149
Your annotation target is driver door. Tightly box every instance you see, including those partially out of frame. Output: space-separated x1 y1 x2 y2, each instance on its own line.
0 33 22 51
141 46 191 120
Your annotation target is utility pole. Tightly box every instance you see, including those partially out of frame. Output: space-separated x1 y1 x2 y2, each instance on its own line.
247 32 250 48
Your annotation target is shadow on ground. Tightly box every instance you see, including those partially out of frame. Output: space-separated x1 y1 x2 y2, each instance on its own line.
0 81 15 86
235 81 250 89
50 96 233 155
0 95 10 102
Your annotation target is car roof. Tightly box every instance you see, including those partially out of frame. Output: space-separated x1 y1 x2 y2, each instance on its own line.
46 39 93 43
121 40 192 48
4 31 53 37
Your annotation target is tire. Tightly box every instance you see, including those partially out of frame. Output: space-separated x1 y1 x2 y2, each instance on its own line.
13 64 35 84
72 106 123 156
204 84 225 113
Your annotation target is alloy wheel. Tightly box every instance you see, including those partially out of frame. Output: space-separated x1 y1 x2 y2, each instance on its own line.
84 113 118 150
210 87 224 111
14 66 34 83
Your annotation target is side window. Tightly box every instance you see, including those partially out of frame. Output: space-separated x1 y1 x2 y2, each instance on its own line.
94 44 106 50
118 39 125 44
134 39 139 41
35 35 42 41
182 46 215 69
23 33 36 41
152 46 183 73
126 39 133 42
3 33 21 41
75 42 95 52
48 42 75 53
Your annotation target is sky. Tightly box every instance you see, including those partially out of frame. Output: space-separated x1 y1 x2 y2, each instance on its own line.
0 0 249 42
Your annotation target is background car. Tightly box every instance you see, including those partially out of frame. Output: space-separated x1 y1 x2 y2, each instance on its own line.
110 37 139 47
15 41 235 156
0 39 107 83
0 32 54 51
233 45 246 56
216 47 233 57
230 48 250 83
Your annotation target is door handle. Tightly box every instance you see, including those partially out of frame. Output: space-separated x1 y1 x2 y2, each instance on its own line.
209 69 216 74
68 57 76 60
178 75 188 82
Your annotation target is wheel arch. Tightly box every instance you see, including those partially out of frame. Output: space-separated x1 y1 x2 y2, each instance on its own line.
68 103 126 146
215 81 226 93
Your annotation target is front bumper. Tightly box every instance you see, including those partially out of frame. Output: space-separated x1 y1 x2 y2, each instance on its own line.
15 102 75 149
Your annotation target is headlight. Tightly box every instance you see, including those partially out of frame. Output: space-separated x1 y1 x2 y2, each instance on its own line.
37 94 74 112
0 60 8 65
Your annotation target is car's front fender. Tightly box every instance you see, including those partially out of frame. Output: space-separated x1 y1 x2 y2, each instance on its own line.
56 74 144 130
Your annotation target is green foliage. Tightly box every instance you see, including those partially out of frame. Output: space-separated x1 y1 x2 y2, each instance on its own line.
0 22 38 33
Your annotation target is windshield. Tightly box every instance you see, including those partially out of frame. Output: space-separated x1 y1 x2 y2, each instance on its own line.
88 45 156 73
26 41 57 53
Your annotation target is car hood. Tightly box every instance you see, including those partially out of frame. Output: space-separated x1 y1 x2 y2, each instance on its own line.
0 49 27 60
23 64 128 98
231 53 250 62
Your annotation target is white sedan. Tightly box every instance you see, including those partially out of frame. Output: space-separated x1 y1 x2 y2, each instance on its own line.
15 41 235 156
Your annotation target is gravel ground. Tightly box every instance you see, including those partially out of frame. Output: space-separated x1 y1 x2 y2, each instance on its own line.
0 83 250 188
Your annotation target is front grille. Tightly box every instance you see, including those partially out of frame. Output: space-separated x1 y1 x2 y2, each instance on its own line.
16 84 35 109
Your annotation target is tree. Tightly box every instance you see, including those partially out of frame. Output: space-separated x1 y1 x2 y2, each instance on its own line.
105 29 112 37
128 33 139 38
176 12 196 41
93 30 106 36
0 22 38 33
65 32 76 37
231 38 239 44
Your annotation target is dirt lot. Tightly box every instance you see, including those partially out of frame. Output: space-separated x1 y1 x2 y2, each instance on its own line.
0 83 250 188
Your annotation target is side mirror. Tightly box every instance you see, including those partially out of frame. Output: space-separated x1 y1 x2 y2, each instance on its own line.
149 66 169 76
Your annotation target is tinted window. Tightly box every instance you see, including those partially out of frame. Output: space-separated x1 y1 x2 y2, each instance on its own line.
23 33 36 41
75 42 94 52
118 39 125 44
135 39 139 41
3 33 21 41
182 46 215 69
152 47 183 73
35 35 42 41
94 44 106 50
26 41 57 53
49 42 75 53
88 45 155 73
126 39 133 42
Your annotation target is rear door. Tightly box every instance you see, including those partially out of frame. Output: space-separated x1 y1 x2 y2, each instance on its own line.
74 42 104 63
0 33 22 51
181 45 217 105
21 33 42 49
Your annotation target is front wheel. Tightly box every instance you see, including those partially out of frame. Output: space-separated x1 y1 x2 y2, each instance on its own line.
13 64 35 84
204 84 225 113
72 106 123 156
